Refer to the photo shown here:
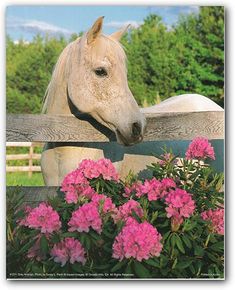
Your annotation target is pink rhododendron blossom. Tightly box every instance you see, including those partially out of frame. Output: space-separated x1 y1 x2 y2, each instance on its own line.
185 137 215 160
113 200 144 223
78 158 119 181
112 218 162 261
201 208 224 235
140 178 162 200
51 237 86 266
68 202 102 234
61 169 95 203
165 189 195 230
20 203 61 233
135 177 176 200
124 181 143 198
91 193 116 214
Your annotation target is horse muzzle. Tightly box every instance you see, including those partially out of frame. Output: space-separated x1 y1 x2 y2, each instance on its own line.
115 118 146 146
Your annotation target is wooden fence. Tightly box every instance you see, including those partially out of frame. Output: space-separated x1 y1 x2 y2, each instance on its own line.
7 111 224 142
6 142 42 177
6 111 224 200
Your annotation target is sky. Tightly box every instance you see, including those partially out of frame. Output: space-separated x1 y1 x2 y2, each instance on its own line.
6 5 199 42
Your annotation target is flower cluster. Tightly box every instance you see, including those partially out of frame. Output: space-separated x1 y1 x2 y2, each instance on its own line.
113 200 143 223
61 158 119 204
78 158 119 181
19 203 61 234
201 208 224 235
165 189 195 230
125 177 176 201
91 193 116 214
112 218 162 261
185 137 215 160
51 237 86 266
68 202 102 234
61 169 95 204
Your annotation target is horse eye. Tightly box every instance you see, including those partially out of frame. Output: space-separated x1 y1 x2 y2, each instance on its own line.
94 67 108 77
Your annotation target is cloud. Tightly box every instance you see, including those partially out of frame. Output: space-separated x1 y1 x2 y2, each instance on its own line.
104 20 143 29
6 16 74 37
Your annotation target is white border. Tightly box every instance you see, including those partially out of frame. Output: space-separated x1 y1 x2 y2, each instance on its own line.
1 0 234 289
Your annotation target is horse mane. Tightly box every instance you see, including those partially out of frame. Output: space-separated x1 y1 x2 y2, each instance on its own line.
42 39 79 114
42 34 127 114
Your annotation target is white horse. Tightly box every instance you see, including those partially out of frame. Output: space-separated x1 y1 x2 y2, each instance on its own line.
41 17 223 185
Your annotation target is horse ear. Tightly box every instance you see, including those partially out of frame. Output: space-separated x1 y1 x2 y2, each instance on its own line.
87 16 104 45
110 24 131 41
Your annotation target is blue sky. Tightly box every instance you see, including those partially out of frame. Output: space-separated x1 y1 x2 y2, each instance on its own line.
6 5 199 41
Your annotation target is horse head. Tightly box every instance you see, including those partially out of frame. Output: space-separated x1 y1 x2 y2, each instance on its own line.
67 17 146 146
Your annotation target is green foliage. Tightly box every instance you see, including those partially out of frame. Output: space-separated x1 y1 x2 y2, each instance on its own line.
6 7 224 113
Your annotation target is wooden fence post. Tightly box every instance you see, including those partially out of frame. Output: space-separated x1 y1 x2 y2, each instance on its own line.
28 143 33 178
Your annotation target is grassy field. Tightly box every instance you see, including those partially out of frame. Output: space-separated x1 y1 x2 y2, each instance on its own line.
6 172 44 186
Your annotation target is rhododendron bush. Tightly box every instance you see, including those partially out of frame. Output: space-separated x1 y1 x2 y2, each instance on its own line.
7 137 224 279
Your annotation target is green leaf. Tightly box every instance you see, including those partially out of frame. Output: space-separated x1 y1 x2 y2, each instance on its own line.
182 235 192 249
175 235 185 254
144 258 160 268
160 255 168 267
61 232 78 238
131 209 142 223
125 262 133 275
71 263 83 273
111 259 128 272
210 241 224 251
133 261 151 278
172 258 178 269
40 235 49 254
171 233 177 248
176 259 193 269
16 239 35 255
194 245 204 256
89 230 101 241
50 233 61 243
206 252 219 263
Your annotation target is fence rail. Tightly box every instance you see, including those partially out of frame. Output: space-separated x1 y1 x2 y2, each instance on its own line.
6 142 42 177
6 111 224 142
6 111 224 180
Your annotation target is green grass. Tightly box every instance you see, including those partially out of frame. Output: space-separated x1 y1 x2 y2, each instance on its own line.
6 172 44 186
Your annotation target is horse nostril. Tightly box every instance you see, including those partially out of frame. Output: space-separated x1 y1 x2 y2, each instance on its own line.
132 122 142 137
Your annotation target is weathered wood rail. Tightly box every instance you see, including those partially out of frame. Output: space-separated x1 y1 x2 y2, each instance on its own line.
7 186 60 204
6 111 224 142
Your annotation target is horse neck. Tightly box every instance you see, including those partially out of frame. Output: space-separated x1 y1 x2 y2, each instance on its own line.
43 40 79 115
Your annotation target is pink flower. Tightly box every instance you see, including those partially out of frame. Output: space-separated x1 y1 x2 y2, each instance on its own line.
124 181 143 198
112 218 162 261
185 137 215 160
61 169 95 204
201 208 224 235
51 237 86 267
68 202 102 234
20 203 61 234
91 193 116 214
165 189 195 230
78 159 100 179
78 158 119 181
113 200 144 223
135 177 176 201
